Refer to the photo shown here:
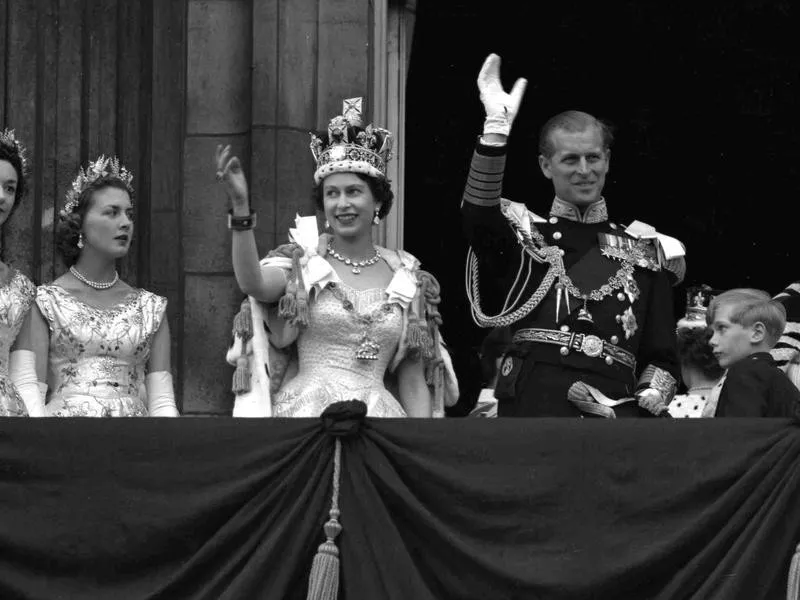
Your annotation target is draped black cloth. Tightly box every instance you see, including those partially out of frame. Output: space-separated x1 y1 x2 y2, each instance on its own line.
0 415 798 599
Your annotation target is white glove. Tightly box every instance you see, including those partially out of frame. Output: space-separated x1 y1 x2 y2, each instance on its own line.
636 388 669 416
9 350 47 417
145 371 180 417
477 53 528 137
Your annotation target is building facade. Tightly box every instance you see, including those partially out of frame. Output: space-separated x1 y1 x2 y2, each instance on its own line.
0 0 414 414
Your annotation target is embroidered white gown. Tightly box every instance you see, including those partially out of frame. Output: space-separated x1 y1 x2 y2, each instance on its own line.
35 285 167 417
0 268 36 416
272 281 408 418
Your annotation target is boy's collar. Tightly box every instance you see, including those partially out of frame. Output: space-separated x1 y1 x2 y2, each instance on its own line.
748 351 775 362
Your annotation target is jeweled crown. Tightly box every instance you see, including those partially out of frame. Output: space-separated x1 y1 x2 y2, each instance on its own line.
0 129 28 174
62 155 134 216
309 97 394 184
677 284 716 330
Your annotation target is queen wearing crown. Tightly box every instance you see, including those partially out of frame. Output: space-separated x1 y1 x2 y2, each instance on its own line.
218 99 457 417
13 156 180 417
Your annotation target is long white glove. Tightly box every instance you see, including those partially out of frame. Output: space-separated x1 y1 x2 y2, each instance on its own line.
9 350 47 417
477 53 528 137
145 371 180 417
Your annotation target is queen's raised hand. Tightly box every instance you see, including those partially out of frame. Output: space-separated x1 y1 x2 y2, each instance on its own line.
215 144 249 213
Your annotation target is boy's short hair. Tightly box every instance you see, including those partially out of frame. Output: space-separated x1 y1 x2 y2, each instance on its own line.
707 288 787 347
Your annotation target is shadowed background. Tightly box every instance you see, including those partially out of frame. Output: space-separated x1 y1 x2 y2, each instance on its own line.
405 0 800 382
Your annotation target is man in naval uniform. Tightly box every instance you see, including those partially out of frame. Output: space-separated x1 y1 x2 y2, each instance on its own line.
462 54 686 417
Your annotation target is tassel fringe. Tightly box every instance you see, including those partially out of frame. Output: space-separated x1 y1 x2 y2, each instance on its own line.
278 246 310 327
307 439 343 600
232 299 253 342
296 288 310 327
230 300 254 395
232 356 252 394
293 246 310 327
406 315 424 349
278 279 298 321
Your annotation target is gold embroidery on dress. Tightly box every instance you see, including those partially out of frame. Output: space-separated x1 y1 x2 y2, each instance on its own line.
271 281 407 418
36 285 166 417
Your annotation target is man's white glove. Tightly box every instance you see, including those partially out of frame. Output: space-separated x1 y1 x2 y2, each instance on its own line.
478 53 528 137
636 388 670 417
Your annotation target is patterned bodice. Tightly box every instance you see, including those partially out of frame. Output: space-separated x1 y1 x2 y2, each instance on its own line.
36 285 167 417
0 269 36 376
272 281 407 417
300 283 402 382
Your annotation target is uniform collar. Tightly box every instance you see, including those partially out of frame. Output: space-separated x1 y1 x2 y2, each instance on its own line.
550 196 608 224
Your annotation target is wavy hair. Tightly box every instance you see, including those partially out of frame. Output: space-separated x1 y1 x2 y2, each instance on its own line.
0 143 27 217
55 177 133 267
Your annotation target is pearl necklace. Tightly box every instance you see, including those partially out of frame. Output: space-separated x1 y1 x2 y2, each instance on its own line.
70 265 119 290
327 242 381 274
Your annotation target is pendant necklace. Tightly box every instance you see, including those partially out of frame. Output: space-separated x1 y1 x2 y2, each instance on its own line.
327 282 394 361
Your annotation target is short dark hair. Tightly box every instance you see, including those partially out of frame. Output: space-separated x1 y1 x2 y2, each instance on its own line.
312 172 394 221
676 327 725 381
55 177 133 267
0 143 27 216
538 110 614 158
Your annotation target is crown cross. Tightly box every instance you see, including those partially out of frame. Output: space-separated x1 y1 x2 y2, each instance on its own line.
309 97 394 184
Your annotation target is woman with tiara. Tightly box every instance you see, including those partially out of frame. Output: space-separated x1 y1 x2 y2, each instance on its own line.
220 98 457 417
0 129 35 416
13 156 180 417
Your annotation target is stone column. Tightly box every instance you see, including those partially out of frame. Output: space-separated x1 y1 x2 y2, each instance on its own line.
182 0 253 414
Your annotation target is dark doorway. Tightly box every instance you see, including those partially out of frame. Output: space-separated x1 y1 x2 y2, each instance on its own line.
405 0 800 408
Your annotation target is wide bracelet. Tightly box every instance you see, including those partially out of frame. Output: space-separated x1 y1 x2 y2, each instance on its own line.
228 210 256 231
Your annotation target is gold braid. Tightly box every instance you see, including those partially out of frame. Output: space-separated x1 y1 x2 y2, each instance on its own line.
468 214 635 328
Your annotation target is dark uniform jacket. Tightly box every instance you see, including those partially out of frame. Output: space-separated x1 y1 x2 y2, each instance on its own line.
716 352 800 419
462 142 684 417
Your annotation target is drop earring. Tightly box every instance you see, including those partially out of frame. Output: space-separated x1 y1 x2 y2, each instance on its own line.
77 233 84 249
373 211 380 225
325 219 330 230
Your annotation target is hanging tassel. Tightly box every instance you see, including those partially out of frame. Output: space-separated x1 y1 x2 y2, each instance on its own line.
425 357 443 386
295 287 310 328
423 317 442 385
278 278 298 320
292 246 310 327
229 300 253 394
232 354 252 394
420 318 436 360
232 299 253 342
405 274 430 354
788 542 799 600
405 313 424 350
307 439 343 600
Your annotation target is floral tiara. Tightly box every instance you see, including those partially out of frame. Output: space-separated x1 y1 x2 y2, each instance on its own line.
62 155 134 217
0 129 28 175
